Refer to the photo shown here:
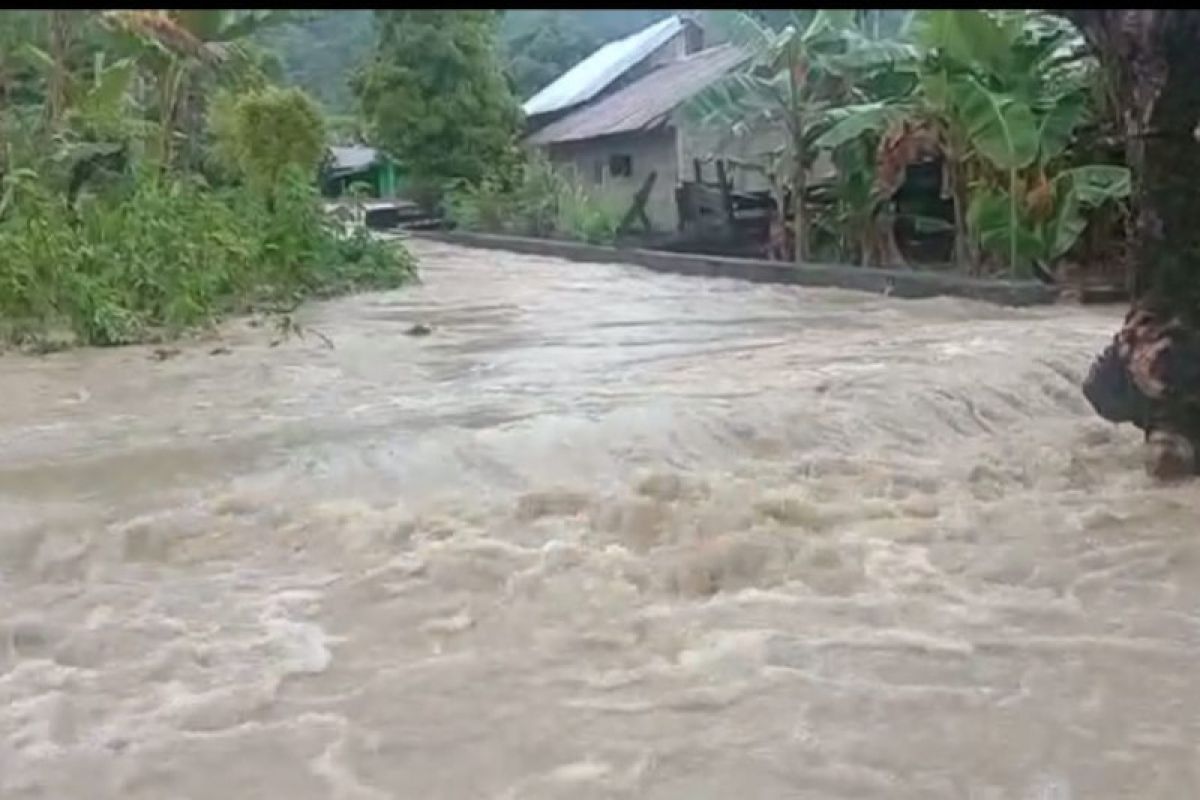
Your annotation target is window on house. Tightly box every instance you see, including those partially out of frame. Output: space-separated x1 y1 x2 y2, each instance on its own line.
609 154 633 178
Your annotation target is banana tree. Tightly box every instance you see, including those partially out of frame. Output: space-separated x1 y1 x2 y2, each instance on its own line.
100 10 291 169
968 164 1130 275
815 9 1123 276
0 13 51 173
681 10 912 264
4 12 99 135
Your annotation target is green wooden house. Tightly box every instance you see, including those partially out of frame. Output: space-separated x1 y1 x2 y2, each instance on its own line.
322 145 402 198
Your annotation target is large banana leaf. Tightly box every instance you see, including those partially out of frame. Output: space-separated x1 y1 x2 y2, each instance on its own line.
168 10 293 44
949 75 1038 171
102 10 293 68
1035 90 1087 164
102 11 217 65
701 10 774 57
813 101 919 150
682 71 783 130
1043 165 1131 259
826 32 918 74
970 164 1132 269
911 9 1016 78
1060 164 1131 207
87 57 137 113
71 57 138 137
212 10 293 41
967 186 1042 274
801 9 857 45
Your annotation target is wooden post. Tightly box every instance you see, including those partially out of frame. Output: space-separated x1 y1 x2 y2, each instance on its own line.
715 158 734 227
693 158 703 185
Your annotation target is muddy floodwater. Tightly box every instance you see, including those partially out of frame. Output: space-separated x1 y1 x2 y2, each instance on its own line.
3 239 1200 799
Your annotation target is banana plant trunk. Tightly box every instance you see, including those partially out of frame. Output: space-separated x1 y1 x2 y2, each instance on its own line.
792 152 807 265
1067 10 1200 477
45 10 73 132
157 59 187 171
176 69 208 173
941 136 975 273
789 64 808 265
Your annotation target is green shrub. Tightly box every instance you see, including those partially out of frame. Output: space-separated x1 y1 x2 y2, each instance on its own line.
445 175 513 233
0 165 416 348
216 86 327 196
510 153 567 237
355 11 523 210
556 182 623 245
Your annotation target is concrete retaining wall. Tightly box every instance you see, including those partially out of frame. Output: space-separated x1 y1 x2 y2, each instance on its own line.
413 230 1060 307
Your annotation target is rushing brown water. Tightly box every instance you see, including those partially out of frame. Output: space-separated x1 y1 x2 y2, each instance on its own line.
3 239 1199 799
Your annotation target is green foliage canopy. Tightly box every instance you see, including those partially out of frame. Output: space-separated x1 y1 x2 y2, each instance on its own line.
355 11 523 207
219 85 326 194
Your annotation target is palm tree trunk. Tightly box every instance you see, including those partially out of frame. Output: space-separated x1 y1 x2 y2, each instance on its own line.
1061 10 1200 307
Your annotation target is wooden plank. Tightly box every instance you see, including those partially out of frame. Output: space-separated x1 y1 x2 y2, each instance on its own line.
714 159 734 225
618 171 658 234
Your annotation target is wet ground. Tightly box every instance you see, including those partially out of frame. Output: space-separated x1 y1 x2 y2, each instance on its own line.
2 239 1199 799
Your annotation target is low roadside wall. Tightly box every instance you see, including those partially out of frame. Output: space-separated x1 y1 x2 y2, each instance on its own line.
412 230 1059 307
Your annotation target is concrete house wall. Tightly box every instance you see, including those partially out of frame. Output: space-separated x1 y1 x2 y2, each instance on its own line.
545 128 681 232
543 120 833 235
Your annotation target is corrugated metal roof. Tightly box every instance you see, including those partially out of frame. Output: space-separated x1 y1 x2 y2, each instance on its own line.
522 15 684 118
526 45 749 146
329 146 379 172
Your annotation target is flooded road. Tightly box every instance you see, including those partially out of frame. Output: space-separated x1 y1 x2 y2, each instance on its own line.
3 239 1200 799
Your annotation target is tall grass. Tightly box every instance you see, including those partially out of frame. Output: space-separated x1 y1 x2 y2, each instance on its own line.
446 153 625 245
0 166 416 347
555 182 624 245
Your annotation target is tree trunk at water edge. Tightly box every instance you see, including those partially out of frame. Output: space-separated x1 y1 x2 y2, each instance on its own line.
1067 11 1200 477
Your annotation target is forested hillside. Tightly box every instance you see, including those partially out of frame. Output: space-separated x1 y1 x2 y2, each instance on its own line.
260 10 914 111
260 10 678 110
254 11 375 115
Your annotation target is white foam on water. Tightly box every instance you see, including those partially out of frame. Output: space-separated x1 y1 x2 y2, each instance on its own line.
1 240 1196 798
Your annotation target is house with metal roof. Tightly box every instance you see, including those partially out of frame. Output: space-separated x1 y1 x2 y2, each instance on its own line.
520 14 790 234
321 145 401 199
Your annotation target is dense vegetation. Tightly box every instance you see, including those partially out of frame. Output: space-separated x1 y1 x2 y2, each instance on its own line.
354 11 523 211
254 11 374 117
1065 10 1200 478
445 153 626 245
0 10 415 349
0 8 1154 353
259 11 674 115
684 9 1132 277
442 9 1132 279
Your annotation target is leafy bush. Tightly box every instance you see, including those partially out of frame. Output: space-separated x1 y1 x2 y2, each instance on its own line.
556 182 623 245
216 86 327 195
0 165 416 347
445 175 512 233
509 153 567 237
355 11 523 210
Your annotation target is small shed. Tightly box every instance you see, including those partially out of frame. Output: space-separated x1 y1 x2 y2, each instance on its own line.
322 145 400 199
